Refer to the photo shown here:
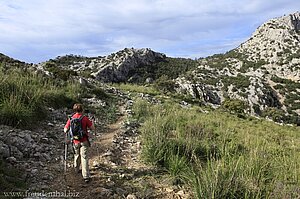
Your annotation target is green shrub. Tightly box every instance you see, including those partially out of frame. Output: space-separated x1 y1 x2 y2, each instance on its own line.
222 74 251 90
153 75 175 93
78 69 93 79
132 99 154 121
90 87 110 99
221 99 248 116
44 62 77 81
262 107 285 122
125 57 198 83
95 101 117 124
0 95 35 126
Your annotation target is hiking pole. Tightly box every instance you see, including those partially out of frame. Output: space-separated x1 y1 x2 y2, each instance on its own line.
64 132 68 174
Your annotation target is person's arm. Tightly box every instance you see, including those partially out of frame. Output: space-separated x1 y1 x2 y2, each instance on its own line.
64 119 70 133
89 123 95 131
85 116 95 131
64 127 69 133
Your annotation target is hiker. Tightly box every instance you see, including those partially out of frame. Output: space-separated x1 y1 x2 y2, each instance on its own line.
64 103 95 183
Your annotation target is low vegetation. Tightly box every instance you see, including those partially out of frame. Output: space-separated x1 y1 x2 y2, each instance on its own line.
133 98 300 198
271 75 300 93
44 61 78 81
129 57 198 83
221 99 248 116
222 74 251 91
0 67 82 127
0 62 118 127
114 83 160 96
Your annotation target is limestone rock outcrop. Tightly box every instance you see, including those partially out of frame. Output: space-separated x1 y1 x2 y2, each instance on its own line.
175 12 300 122
37 48 166 83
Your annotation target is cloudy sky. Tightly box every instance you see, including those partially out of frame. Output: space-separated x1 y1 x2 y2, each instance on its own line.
0 0 299 63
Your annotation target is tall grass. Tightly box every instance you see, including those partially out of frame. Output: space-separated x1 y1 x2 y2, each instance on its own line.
133 99 300 198
0 69 82 127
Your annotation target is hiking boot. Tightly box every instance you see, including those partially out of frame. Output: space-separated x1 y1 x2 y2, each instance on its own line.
84 178 91 183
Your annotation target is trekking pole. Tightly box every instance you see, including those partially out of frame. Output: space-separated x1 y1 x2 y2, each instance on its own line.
64 132 68 174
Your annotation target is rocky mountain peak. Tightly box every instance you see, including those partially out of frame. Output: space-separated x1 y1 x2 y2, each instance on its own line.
271 12 300 31
38 48 166 82
92 47 166 82
238 12 300 64
287 12 300 30
175 12 300 124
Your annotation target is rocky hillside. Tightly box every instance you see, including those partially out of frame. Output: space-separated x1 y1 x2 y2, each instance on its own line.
175 12 300 124
38 48 166 82
238 11 300 78
37 48 197 83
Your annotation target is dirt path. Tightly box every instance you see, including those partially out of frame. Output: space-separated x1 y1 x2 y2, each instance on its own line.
47 104 190 199
49 107 127 198
69 114 127 198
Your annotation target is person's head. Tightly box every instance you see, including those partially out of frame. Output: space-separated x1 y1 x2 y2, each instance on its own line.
73 103 83 113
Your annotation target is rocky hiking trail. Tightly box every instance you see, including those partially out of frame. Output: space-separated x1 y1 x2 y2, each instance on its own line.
48 101 189 199
0 88 190 199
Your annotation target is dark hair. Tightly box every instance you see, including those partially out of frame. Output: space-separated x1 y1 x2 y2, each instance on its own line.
73 103 83 113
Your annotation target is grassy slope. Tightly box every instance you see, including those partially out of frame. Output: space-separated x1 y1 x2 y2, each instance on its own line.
118 84 300 198
0 69 82 127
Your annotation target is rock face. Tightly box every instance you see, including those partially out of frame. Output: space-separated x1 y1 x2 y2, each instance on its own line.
238 12 300 78
38 48 166 83
0 108 67 188
175 12 300 123
175 77 221 104
93 48 166 82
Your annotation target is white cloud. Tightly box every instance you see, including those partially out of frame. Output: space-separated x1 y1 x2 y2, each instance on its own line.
0 0 299 63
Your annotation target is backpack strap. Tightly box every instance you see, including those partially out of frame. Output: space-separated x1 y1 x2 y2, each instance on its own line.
78 115 85 121
70 114 85 120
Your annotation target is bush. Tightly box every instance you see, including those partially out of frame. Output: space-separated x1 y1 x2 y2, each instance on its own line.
262 107 285 122
153 75 175 93
222 74 251 90
91 87 110 99
125 57 198 83
221 99 248 115
0 95 35 126
44 62 77 81
95 105 115 124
